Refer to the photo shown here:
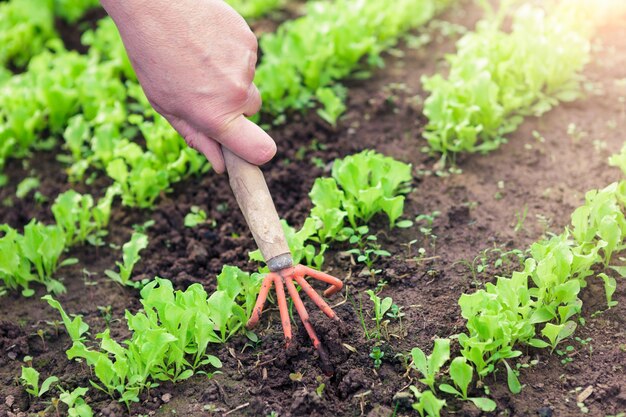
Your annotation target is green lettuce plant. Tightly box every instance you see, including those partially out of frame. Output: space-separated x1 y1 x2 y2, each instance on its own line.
409 339 450 393
52 187 116 247
408 388 446 417
330 150 412 228
0 0 56 68
0 221 76 296
59 387 94 417
451 150 626 406
439 357 496 411
422 3 592 163
44 277 240 408
365 290 393 340
255 0 451 122
105 232 149 287
20 366 58 398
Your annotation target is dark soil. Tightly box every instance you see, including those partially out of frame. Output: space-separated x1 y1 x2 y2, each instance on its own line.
2 2 626 417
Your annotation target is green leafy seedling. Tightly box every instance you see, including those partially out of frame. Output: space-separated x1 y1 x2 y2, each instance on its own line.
105 232 148 287
439 357 496 411
59 386 94 417
409 338 450 393
370 346 384 369
184 206 209 228
365 290 393 340
42 295 89 342
20 366 58 398
409 387 446 417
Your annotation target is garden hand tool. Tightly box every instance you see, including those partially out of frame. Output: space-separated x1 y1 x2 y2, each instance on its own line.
222 147 343 374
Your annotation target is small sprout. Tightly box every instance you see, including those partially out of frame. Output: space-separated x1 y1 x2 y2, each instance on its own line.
315 376 326 397
567 123 588 142
132 220 155 233
98 305 113 329
16 177 40 199
370 347 384 369
20 366 59 398
513 205 528 233
36 329 47 351
386 304 405 320
184 206 210 228
289 372 303 382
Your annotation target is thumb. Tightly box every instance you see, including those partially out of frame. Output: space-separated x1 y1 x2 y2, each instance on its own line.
214 115 277 166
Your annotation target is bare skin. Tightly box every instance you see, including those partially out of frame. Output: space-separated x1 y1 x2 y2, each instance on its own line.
100 0 276 173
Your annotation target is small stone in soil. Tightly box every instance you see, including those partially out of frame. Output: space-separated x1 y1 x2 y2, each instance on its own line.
537 406 553 417
391 391 413 410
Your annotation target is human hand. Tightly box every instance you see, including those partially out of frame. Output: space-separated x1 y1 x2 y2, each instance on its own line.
101 0 276 173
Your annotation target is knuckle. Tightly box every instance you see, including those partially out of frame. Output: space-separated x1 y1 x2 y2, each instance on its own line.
231 81 251 104
184 134 199 150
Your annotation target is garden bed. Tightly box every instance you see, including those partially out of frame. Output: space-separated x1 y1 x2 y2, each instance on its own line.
1 2 626 417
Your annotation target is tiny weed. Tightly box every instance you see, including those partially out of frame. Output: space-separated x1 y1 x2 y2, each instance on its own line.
370 346 384 369
514 205 529 233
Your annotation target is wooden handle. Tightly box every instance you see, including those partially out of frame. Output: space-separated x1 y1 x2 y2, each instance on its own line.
222 147 291 269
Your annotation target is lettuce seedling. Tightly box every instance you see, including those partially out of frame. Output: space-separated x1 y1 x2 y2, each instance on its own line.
52 188 116 247
0 226 38 296
105 155 170 209
410 339 450 393
316 87 347 126
42 295 89 342
216 265 264 320
365 290 393 340
541 322 577 351
0 220 77 297
105 232 148 287
67 329 172 407
408 387 446 417
439 357 496 411
20 366 58 398
331 150 412 228
19 221 75 293
308 177 347 243
598 273 618 308
140 278 234 371
59 386 94 417
571 183 626 265
0 0 56 68
184 206 208 228
16 177 40 199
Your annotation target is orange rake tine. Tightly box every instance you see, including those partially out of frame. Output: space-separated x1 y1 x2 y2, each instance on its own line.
272 273 293 347
292 274 339 321
284 276 321 348
284 276 334 375
295 264 343 296
247 274 274 329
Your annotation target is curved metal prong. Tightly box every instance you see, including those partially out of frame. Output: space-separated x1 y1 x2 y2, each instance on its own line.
294 264 343 296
